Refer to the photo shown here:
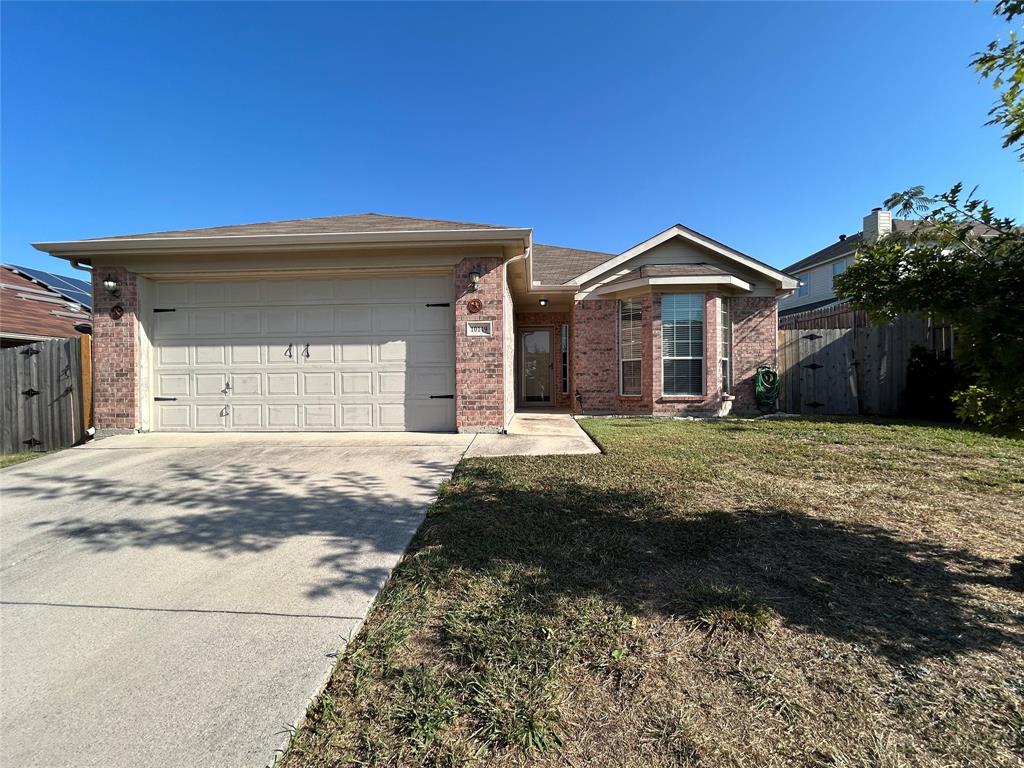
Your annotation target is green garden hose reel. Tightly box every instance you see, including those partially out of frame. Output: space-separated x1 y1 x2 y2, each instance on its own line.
754 366 781 412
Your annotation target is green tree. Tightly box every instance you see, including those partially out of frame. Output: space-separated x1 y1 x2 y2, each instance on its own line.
973 0 1024 159
835 185 1024 431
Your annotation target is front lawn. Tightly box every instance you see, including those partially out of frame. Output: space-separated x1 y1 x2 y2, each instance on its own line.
282 418 1024 768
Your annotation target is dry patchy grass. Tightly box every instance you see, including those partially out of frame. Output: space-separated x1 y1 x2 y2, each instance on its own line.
281 418 1024 768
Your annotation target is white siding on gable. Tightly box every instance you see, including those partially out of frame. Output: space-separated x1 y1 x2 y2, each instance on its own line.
778 255 851 312
581 238 778 297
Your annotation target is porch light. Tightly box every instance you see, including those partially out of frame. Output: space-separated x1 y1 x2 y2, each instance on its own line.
468 271 481 291
538 297 549 307
102 275 120 296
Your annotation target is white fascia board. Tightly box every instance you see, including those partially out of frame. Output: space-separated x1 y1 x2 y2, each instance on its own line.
572 225 799 290
587 274 753 298
32 228 533 259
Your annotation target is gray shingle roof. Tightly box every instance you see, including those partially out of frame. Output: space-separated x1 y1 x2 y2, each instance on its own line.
95 213 513 240
784 219 1008 274
531 243 615 285
784 234 861 275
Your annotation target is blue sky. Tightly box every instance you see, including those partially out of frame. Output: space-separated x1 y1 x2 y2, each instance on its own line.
3 1 1021 277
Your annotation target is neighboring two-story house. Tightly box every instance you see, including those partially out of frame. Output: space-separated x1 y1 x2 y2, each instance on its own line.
778 208 896 319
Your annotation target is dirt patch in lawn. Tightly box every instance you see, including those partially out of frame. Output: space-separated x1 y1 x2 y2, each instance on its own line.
281 418 1024 768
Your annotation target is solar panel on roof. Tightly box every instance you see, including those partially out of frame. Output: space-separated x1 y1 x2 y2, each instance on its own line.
7 265 93 310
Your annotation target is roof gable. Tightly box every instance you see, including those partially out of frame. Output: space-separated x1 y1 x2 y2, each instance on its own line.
572 224 798 290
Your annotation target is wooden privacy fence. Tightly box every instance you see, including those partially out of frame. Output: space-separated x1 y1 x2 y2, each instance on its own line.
0 337 90 454
777 314 938 416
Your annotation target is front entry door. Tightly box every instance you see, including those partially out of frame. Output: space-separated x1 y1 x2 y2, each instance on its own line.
520 329 553 405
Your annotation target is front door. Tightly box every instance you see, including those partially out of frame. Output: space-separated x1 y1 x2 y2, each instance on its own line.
520 329 553 405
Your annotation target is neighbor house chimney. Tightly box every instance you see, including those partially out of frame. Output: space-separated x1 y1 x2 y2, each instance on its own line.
863 207 892 244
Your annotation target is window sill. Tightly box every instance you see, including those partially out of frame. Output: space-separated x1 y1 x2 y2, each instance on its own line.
617 394 644 399
657 395 706 402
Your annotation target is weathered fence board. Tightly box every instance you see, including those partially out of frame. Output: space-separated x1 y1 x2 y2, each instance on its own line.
0 338 86 454
778 315 941 416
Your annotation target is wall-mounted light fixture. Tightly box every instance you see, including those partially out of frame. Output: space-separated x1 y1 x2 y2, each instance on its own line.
468 271 481 291
102 275 120 298
538 297 549 307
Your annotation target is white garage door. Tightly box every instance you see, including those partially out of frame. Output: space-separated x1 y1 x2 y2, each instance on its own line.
149 274 455 431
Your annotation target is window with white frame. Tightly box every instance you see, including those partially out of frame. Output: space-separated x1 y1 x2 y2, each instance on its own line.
831 258 848 289
798 273 810 297
662 294 704 396
720 299 732 394
619 299 642 396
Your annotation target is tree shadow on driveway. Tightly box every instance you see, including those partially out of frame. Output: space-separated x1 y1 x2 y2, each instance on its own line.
3 453 455 602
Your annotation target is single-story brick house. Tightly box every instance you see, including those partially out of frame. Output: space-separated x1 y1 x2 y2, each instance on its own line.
32 214 797 433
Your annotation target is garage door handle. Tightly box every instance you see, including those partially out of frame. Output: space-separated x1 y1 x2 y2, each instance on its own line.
284 344 293 358
430 394 454 399
302 344 310 358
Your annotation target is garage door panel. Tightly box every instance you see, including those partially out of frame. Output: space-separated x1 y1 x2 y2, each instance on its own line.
299 308 334 334
151 275 455 432
196 405 227 429
194 283 227 304
194 346 226 365
373 306 412 333
154 311 188 339
157 345 189 366
334 307 372 333
158 374 190 397
268 405 300 428
155 283 190 305
341 343 373 363
409 338 453 365
226 282 262 304
340 372 372 395
301 343 336 364
227 310 260 335
303 372 336 396
230 344 262 365
232 374 261 396
341 404 372 427
195 373 229 396
262 309 298 335
411 369 453 398
156 403 192 429
230 404 263 429
415 306 452 332
415 275 450 299
267 373 299 396
304 404 337 428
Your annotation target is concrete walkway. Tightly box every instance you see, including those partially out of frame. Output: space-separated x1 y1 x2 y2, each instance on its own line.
0 420 598 768
465 412 601 458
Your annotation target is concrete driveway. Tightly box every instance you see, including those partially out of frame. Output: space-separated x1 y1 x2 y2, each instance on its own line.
0 432 475 768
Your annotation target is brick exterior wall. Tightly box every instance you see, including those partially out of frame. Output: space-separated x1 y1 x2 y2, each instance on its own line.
571 299 618 413
572 291 778 417
454 257 507 432
729 296 778 412
514 311 571 408
91 266 139 430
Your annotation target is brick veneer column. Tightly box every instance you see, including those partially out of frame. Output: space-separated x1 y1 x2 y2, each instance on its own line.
571 298 618 413
454 257 506 432
91 266 139 430
730 296 778 412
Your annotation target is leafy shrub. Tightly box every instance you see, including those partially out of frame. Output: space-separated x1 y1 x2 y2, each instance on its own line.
953 384 1024 435
903 346 959 421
